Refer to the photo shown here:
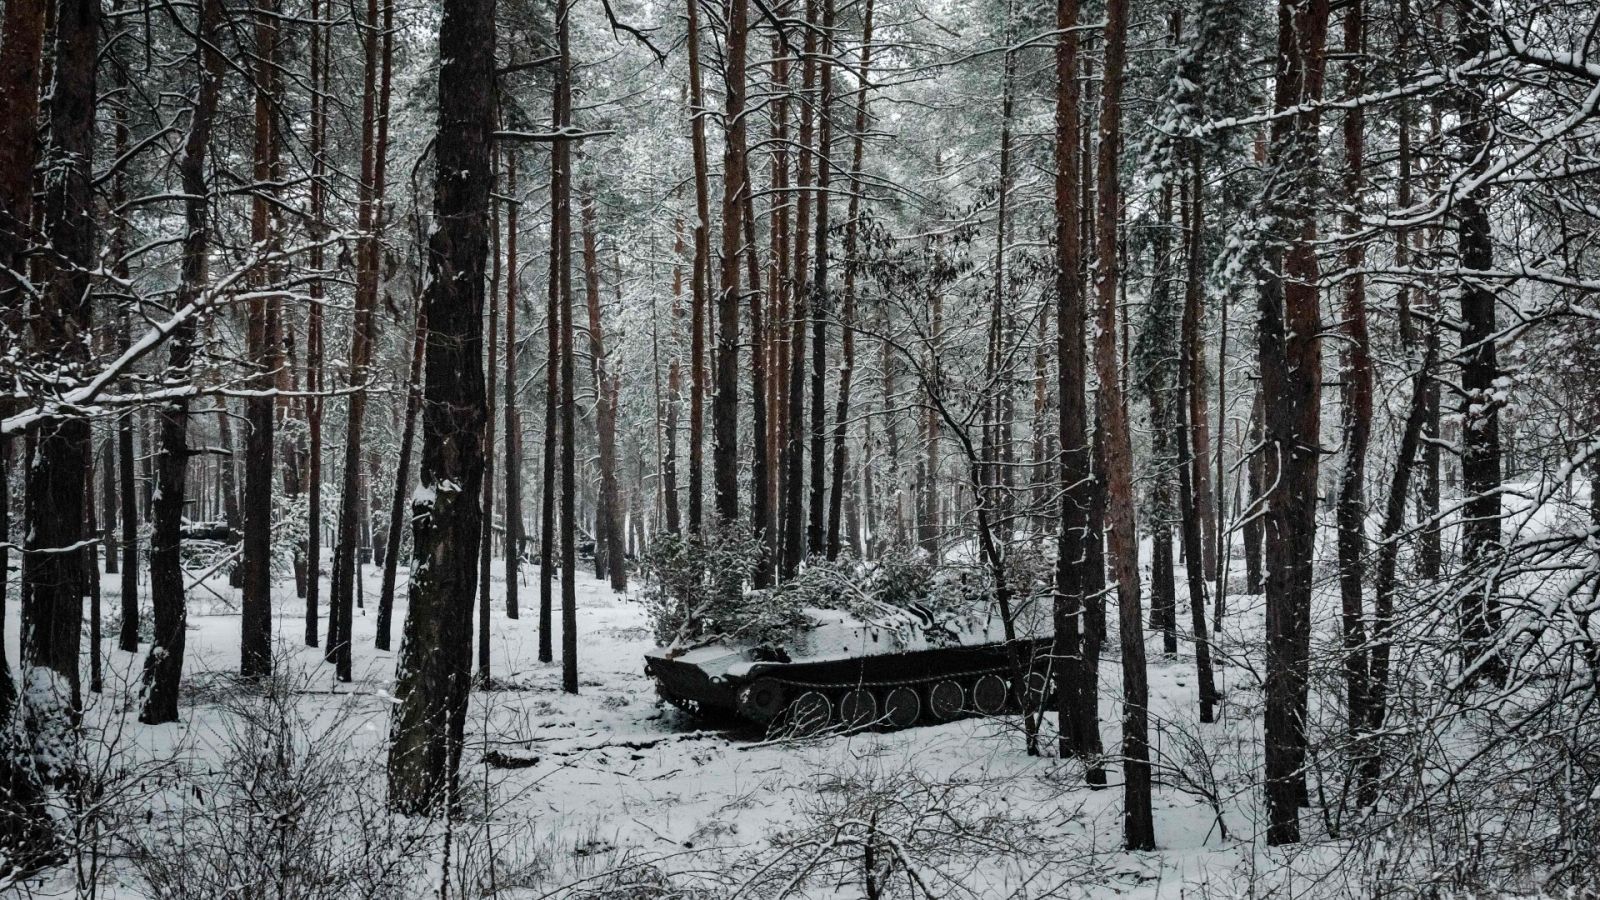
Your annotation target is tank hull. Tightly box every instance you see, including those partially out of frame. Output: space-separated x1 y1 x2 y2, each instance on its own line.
645 636 1057 729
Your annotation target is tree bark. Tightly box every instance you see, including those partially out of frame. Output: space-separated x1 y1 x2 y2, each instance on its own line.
1091 0 1153 846
783 0 819 575
378 299 427 652
328 0 394 681
686 0 712 533
10 0 100 867
581 189 626 593
240 0 281 682
664 218 685 535
142 0 222 723
0 438 9 711
85 455 101 693
386 0 493 812
110 39 140 608
920 291 943 557
1335 0 1372 740
1178 153 1218 722
742 168 772 586
539 16 570 665
558 0 578 694
767 33 791 557
1454 0 1505 685
806 0 835 555
478 151 501 685
713 0 749 528
0 0 46 309
119 409 139 649
1259 0 1331 845
115 49 139 644
100 437 117 576
1243 391 1264 594
1053 0 1101 778
826 0 874 561
504 152 523 617
304 0 330 648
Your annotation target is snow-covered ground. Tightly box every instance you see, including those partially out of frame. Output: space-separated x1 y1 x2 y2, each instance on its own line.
5 556 1357 897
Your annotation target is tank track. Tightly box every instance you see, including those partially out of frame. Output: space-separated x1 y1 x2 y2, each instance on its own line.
753 663 1053 734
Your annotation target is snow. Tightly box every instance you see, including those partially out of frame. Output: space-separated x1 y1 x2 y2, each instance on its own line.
0 550 1415 896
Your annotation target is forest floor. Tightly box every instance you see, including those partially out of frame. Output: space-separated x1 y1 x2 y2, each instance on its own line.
5 556 1357 898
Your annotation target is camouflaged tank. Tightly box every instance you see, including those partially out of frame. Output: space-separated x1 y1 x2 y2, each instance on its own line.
644 606 1055 732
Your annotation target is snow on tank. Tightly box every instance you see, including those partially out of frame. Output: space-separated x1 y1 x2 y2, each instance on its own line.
642 547 1056 731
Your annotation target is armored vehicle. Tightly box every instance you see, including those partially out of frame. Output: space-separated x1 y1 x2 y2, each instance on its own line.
644 606 1055 732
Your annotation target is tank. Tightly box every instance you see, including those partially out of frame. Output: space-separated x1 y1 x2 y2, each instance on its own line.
644 605 1056 732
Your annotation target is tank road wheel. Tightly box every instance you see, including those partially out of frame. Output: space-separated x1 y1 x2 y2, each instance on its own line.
882 687 921 729
738 678 787 723
971 674 1008 715
1013 672 1050 711
789 690 833 735
928 679 965 721
840 689 877 731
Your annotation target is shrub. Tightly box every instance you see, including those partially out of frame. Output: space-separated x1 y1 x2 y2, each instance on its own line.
639 524 784 646
642 536 998 649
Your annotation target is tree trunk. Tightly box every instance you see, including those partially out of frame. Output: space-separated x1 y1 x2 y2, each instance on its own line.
558 0 579 694
240 0 281 682
664 218 685 535
0 439 60 868
783 0 819 576
1259 0 1331 845
9 0 99 867
686 0 712 533
806 0 835 555
1052 0 1101 778
118 408 139 650
0 0 46 309
0 438 9 709
713 0 749 528
1177 153 1218 722
827 0 874 561
1364 66 1424 803
1091 0 1153 845
116 49 139 646
1139 119 1178 654
920 292 943 557
386 0 492 812
328 0 394 681
1335 0 1372 741
504 152 523 617
478 151 501 685
304 0 329 648
540 21 570 665
1455 0 1505 685
378 299 427 651
142 0 222 723
86 455 101 693
1243 391 1264 594
100 437 117 575
742 167 772 586
581 189 626 594
767 34 791 558
880 318 903 547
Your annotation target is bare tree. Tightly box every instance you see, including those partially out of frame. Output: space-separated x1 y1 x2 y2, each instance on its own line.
1257 0 1332 846
387 0 494 813
1052 0 1102 780
1091 0 1153 848
143 0 225 725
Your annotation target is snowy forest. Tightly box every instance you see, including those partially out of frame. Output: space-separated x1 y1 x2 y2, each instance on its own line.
1 0 1598 890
